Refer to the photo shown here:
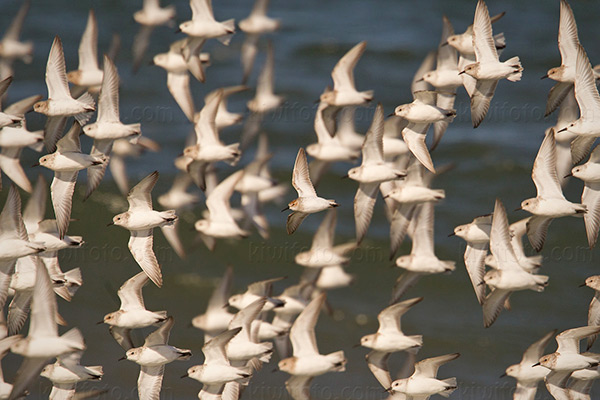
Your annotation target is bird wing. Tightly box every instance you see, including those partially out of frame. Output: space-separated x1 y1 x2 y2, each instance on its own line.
9 357 49 400
402 123 434 173
128 229 162 288
144 316 174 347
127 171 158 211
532 129 564 199
366 350 392 389
410 203 435 258
482 288 511 328
287 212 308 235
378 297 422 334
331 41 366 92
361 104 385 165
354 183 379 245
413 353 460 379
290 293 325 357
207 266 234 311
167 72 195 122
582 182 600 248
285 375 313 400
78 10 99 72
195 89 221 145
310 208 336 251
521 329 557 365
464 242 488 304
470 79 497 128
97 55 120 123
490 199 523 271
23 174 48 233
51 171 77 240
556 326 600 354
575 45 600 123
3 0 30 41
29 261 58 338
526 216 553 252
292 148 317 198
203 327 241 365
138 365 165 400
46 36 71 100
472 0 498 63
557 0 580 70
109 326 134 351
206 170 244 224
118 272 148 311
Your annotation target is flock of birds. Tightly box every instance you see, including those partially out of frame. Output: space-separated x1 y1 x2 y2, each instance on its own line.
1 0 600 399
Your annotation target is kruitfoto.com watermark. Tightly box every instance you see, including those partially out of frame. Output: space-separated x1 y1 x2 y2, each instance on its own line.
248 241 386 264
59 244 174 264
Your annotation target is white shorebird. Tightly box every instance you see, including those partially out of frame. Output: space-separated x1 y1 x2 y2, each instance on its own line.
320 41 373 107
571 145 600 247
203 85 247 130
392 202 455 303
419 16 462 149
67 10 103 91
395 91 455 173
362 297 424 389
0 0 33 79
536 326 600 400
195 170 249 251
132 0 176 72
384 157 444 259
485 217 543 273
178 0 235 44
102 272 167 336
183 327 252 399
295 208 355 269
38 122 106 239
284 148 339 234
307 96 359 186
40 350 103 400
192 267 235 342
348 104 406 244
451 214 492 304
123 316 192 400
9 261 85 400
83 55 142 200
226 297 273 364
279 293 346 399
109 171 177 287
582 275 600 351
386 353 460 398
519 129 586 252
239 0 280 83
34 36 95 152
460 0 522 128
227 276 285 312
557 45 600 139
543 0 581 116
0 185 45 311
502 330 556 400
482 199 549 328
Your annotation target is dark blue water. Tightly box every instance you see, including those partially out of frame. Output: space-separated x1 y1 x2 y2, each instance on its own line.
2 1 600 399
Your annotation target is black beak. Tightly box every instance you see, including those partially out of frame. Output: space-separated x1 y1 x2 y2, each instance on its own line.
281 206 289 212
458 70 466 75
448 232 456 237
96 320 104 325
531 362 540 367
415 77 424 82
477 281 485 286
341 174 349 179
352 343 362 348
118 356 126 361
106 222 114 226
180 373 188 379
313 98 321 104
557 127 567 133
148 60 155 66
271 368 279 372
580 282 588 287
384 387 392 393
31 162 39 167
564 172 573 178
499 372 507 378
222 302 230 309
441 41 449 47
514 207 522 211
175 28 182 33
387 112 395 117
541 74 548 79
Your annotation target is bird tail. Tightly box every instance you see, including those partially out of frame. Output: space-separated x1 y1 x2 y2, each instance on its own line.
439 377 458 397
86 366 104 379
433 189 446 200
493 32 506 49
533 274 549 291
177 348 193 360
505 56 522 82
217 19 235 45
406 335 423 354
326 351 347 372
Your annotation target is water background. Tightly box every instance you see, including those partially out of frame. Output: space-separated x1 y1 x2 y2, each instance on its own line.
2 0 600 399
